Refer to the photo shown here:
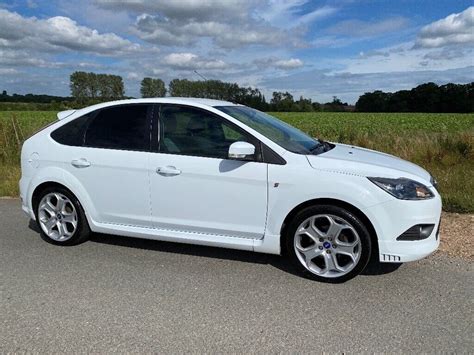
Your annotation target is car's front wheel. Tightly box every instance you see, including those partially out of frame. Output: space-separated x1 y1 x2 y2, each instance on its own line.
35 187 90 246
285 204 372 283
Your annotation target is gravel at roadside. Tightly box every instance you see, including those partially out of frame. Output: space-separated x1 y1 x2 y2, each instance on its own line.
438 212 474 260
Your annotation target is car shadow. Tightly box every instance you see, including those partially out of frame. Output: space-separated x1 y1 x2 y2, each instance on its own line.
28 219 41 233
89 231 402 278
28 219 401 278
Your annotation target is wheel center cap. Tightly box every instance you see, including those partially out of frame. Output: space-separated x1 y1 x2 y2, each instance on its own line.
323 241 331 249
57 213 62 220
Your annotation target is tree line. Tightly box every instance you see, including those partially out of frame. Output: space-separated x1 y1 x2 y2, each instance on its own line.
2 71 473 112
68 72 351 112
355 82 474 113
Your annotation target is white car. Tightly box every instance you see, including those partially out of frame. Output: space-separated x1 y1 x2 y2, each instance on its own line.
20 98 441 282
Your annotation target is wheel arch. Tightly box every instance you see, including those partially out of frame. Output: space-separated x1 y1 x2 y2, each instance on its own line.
279 198 379 258
32 182 78 215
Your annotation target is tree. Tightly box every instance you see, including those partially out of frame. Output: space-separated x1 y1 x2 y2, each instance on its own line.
70 71 124 102
410 82 439 112
168 79 267 109
270 91 294 111
295 96 314 112
355 91 389 112
109 75 125 99
141 77 166 98
70 71 89 103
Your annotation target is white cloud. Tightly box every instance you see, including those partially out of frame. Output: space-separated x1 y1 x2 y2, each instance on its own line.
99 0 324 49
261 1 336 28
295 6 338 26
162 53 228 70
253 57 304 70
133 13 286 48
95 0 252 22
0 68 18 75
423 48 469 61
415 6 474 48
127 72 140 80
0 9 140 55
274 58 304 69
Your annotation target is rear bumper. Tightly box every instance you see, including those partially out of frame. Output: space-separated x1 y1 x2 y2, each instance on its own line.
19 176 35 219
364 193 442 263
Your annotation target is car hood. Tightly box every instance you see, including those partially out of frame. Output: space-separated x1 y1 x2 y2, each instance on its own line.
306 143 432 184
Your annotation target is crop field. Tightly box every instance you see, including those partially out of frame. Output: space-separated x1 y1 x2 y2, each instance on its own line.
1 111 473 212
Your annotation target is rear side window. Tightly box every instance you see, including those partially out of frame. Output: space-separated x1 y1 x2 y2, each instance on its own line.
84 104 151 151
51 114 89 146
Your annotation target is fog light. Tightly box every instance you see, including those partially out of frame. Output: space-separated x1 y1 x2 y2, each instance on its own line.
397 224 435 241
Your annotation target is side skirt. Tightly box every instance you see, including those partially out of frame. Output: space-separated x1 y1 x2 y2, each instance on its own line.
90 220 257 252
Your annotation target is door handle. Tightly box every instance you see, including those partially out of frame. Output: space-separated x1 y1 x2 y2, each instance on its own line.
156 165 181 176
71 158 91 168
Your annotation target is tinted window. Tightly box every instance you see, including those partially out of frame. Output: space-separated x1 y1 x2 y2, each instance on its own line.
159 105 254 159
51 114 89 146
85 105 150 151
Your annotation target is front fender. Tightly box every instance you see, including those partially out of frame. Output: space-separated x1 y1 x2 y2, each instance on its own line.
265 166 393 238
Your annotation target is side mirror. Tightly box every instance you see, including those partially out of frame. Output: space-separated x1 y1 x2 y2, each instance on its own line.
228 141 255 160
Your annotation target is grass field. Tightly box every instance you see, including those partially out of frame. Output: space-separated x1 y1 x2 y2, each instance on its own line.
1 111 473 212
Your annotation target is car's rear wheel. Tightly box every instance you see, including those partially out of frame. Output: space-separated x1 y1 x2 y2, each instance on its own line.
285 204 372 283
36 187 90 245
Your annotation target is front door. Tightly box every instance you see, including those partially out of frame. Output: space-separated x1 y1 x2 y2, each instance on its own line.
149 104 268 239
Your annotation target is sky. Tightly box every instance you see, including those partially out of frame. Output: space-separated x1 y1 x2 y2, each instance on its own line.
0 0 473 103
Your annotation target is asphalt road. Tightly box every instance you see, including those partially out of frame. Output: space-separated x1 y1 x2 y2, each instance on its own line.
1 199 472 353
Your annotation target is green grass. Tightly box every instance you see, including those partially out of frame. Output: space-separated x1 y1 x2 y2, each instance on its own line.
1 111 473 212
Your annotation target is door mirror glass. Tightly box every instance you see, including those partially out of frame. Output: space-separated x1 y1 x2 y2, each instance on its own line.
228 141 255 160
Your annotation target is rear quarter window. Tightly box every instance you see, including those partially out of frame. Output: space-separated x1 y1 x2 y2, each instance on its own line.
50 114 89 146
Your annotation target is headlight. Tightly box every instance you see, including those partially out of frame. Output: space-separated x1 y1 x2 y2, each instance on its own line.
368 177 434 200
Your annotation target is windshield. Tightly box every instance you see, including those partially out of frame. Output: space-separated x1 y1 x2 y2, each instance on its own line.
216 106 320 154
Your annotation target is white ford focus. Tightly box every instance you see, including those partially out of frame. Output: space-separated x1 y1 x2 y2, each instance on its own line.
20 98 441 282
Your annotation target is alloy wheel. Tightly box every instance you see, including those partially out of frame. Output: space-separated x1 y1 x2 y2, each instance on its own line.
38 192 78 242
294 214 361 278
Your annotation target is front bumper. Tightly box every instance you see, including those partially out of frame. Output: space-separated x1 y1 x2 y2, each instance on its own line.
364 193 442 263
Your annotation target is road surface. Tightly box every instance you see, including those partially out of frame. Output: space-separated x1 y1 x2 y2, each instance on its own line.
1 199 472 352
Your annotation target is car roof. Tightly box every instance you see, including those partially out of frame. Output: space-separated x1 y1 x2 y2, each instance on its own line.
75 97 240 115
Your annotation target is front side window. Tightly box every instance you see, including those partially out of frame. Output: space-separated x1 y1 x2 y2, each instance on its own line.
84 104 151 151
216 106 321 154
159 105 253 159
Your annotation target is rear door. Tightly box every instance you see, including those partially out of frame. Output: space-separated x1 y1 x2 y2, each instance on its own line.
148 104 268 239
57 104 153 227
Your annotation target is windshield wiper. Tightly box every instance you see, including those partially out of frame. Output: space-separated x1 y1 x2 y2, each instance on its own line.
309 140 334 155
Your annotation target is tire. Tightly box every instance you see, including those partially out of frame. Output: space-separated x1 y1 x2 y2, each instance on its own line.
285 204 372 283
35 186 90 246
